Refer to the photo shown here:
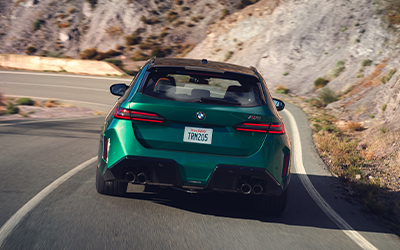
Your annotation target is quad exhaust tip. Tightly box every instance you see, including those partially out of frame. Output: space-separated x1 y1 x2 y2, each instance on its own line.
252 184 263 195
125 172 136 183
240 183 252 195
137 173 148 184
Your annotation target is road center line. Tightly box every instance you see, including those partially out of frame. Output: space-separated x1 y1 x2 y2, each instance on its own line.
0 156 97 247
283 109 378 250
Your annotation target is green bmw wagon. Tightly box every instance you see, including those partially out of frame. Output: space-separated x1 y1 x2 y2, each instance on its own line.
96 58 291 214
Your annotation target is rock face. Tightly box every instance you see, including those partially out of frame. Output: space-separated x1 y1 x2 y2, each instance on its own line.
0 0 244 58
187 0 400 132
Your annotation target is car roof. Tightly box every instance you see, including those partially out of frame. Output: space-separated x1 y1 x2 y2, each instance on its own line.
149 58 258 78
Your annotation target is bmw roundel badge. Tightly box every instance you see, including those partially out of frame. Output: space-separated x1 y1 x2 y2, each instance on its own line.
196 111 205 120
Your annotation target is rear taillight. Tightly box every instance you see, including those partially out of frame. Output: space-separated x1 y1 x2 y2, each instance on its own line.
282 154 290 178
234 122 284 134
103 136 109 162
114 106 165 123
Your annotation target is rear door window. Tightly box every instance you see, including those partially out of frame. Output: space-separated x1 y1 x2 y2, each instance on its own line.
140 68 263 107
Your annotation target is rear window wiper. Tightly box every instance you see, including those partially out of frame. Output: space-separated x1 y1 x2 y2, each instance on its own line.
200 97 241 106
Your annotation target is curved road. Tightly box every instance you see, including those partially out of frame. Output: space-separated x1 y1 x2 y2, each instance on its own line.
0 71 399 249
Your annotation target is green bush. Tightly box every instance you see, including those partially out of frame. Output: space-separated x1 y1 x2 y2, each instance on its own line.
25 46 37 55
219 9 230 20
282 72 289 76
275 85 289 94
125 35 142 46
224 51 234 61
362 59 372 67
336 60 345 67
6 102 19 115
333 65 345 77
318 87 338 105
382 103 387 112
104 59 123 68
33 19 42 31
17 98 34 106
314 77 328 88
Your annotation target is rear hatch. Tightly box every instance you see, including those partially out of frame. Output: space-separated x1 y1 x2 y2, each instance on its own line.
126 94 279 157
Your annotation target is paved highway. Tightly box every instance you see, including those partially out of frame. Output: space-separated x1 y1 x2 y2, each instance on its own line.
0 71 399 249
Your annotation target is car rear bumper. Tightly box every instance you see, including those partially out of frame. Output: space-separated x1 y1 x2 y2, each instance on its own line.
101 156 288 196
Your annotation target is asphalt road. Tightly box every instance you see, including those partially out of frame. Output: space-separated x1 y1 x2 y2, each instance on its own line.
0 71 399 249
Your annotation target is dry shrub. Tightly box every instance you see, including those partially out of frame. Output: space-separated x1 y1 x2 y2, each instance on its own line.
314 130 362 176
106 26 123 38
44 100 58 108
275 85 289 94
68 8 76 14
58 23 71 28
58 13 68 19
347 121 364 132
362 151 375 161
131 51 150 61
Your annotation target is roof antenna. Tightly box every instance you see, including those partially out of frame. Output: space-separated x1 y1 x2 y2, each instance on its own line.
201 59 208 64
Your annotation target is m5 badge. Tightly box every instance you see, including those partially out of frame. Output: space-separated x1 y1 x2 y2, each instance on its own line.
248 115 261 121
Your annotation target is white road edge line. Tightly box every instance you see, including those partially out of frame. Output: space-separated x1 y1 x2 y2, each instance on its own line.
1 81 108 92
4 94 111 107
0 156 97 247
0 70 130 81
283 109 378 250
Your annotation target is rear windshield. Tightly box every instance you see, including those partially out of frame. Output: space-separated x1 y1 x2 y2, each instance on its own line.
140 68 263 107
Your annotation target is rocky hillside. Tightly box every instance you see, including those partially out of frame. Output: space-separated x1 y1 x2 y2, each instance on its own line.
188 0 400 131
0 0 251 60
0 0 399 132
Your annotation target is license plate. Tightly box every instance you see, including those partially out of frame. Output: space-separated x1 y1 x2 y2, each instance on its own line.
183 127 213 144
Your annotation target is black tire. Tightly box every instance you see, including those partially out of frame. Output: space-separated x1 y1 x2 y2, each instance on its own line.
96 167 127 196
253 187 289 215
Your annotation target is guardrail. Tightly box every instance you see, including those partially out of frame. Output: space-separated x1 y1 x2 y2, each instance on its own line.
0 54 125 76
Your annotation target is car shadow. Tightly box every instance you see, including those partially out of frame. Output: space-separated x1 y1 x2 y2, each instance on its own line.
123 172 399 235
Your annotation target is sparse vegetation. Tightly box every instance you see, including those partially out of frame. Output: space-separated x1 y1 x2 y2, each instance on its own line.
314 77 328 88
219 9 230 20
131 51 150 61
105 26 123 38
275 85 289 94
381 69 396 84
104 59 123 68
318 87 338 105
224 51 234 61
6 102 19 114
17 98 34 106
86 0 97 9
237 0 259 9
362 59 372 67
33 19 42 31
282 72 289 76
347 121 365 132
125 34 142 46
25 46 37 55
166 11 179 22
380 127 388 134
369 114 375 119
341 26 348 32
382 103 387 112
332 61 346 77
79 48 121 60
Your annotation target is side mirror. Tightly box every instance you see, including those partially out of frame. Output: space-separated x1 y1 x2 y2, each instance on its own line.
273 98 285 111
110 83 128 96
